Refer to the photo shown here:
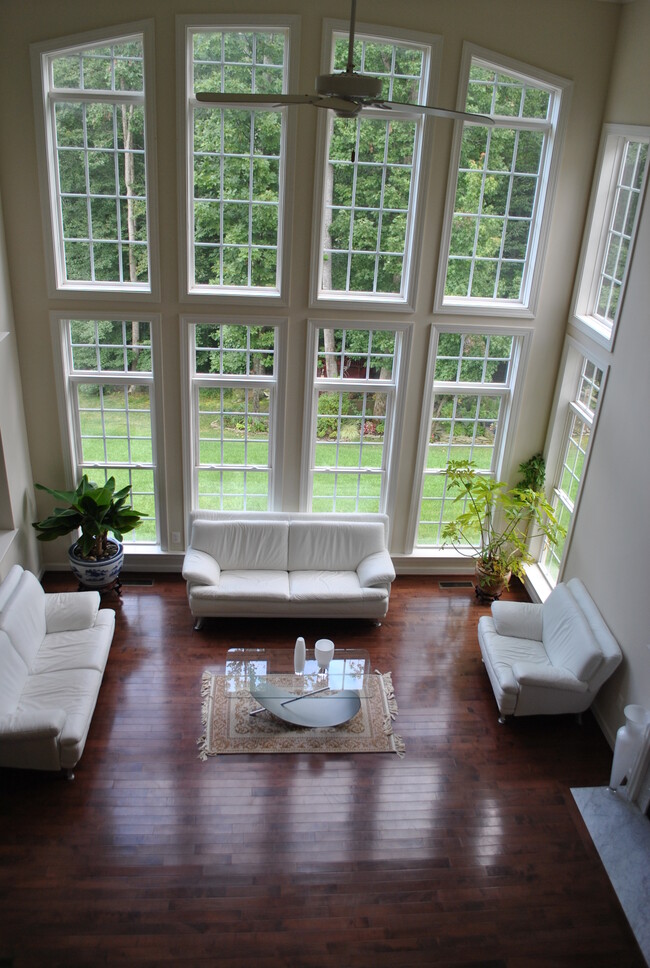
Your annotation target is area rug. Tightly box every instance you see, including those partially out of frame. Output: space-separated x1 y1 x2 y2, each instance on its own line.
198 669 404 758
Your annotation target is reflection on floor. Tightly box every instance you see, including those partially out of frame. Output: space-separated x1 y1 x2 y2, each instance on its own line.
572 786 650 966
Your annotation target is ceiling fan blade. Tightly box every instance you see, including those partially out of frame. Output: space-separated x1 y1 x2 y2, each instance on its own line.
195 92 317 108
368 99 494 126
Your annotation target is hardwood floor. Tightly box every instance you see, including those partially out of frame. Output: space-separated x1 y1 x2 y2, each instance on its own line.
0 574 643 968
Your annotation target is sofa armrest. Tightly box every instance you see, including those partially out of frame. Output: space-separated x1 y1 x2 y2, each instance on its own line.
357 550 395 588
182 548 221 586
511 662 589 692
45 591 100 633
491 601 543 641
0 709 66 741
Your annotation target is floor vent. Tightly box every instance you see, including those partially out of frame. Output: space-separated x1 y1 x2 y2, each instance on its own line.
438 581 474 588
121 578 154 586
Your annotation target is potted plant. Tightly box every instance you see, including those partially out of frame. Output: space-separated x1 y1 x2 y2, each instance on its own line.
32 475 146 590
441 459 565 602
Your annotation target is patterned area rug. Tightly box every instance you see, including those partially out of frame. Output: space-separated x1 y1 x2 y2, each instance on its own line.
199 670 404 758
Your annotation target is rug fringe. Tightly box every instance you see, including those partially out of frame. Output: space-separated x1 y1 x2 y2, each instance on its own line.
198 670 214 760
375 669 399 719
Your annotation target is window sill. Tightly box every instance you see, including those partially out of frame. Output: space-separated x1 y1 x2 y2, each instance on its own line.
523 562 555 603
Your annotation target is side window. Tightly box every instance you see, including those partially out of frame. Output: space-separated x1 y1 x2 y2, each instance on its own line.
55 316 161 543
540 353 604 582
311 25 439 309
412 328 526 547
35 27 155 294
436 45 569 316
183 22 294 297
572 125 649 348
183 318 284 512
302 324 409 513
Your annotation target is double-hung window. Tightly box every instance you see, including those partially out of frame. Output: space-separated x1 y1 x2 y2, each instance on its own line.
540 353 604 582
572 124 649 348
53 316 161 544
34 25 156 294
412 327 528 547
181 19 296 298
436 45 569 316
183 318 285 512
311 24 439 309
302 323 410 513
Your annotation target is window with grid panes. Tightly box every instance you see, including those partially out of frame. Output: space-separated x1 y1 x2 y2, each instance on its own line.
416 331 520 546
188 320 279 510
38 31 152 291
306 326 404 512
573 127 649 346
63 318 158 542
315 29 433 304
187 26 289 294
541 357 603 582
438 49 567 313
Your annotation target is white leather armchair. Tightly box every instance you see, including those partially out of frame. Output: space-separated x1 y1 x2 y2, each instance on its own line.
477 578 622 721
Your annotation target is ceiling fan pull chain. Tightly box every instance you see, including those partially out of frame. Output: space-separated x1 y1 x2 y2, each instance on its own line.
346 0 358 73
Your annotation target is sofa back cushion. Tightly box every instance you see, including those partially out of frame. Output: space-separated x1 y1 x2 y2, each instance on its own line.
0 570 47 669
191 520 289 571
0 564 23 612
288 520 386 571
542 583 603 681
0 630 28 715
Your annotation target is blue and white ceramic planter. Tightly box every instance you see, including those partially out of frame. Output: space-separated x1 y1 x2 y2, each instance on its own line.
68 539 124 589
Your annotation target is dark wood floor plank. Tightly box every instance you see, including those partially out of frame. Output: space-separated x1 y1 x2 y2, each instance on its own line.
0 573 643 968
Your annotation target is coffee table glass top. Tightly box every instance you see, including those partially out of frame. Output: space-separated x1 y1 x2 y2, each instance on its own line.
224 648 371 728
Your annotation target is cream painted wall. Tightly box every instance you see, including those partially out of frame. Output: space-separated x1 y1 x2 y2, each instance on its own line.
0 0 620 572
0 197 39 580
564 0 650 743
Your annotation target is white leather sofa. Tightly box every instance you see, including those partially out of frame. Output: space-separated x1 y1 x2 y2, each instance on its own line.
182 511 396 628
478 578 622 721
0 565 115 777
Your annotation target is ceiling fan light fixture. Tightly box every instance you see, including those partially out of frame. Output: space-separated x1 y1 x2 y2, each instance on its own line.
315 71 383 100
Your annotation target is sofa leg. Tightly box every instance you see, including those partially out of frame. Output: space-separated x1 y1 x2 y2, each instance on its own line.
62 768 75 781
498 714 509 725
193 617 205 631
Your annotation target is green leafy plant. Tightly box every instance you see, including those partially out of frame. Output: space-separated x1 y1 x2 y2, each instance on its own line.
441 459 565 586
518 452 546 491
32 475 146 560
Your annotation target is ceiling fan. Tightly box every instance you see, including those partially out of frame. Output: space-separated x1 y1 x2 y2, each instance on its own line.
196 0 493 125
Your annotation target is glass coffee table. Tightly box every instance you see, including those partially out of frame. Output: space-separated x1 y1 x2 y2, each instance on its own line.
224 648 371 728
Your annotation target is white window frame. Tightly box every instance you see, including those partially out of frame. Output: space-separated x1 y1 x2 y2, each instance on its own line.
534 338 608 586
407 322 532 553
300 319 411 517
309 20 441 312
50 312 166 549
177 15 299 304
181 314 287 523
434 44 571 318
31 22 159 300
571 124 649 351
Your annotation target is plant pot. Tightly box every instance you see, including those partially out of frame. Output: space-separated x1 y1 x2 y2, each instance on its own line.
474 560 511 603
68 538 123 590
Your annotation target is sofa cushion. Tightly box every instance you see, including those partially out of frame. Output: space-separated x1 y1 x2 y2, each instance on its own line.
191 570 290 601
542 584 603 681
0 630 28 715
0 571 47 669
288 521 386 571
32 624 114 675
289 570 387 602
479 618 549 695
44 591 100 634
191 520 289 571
19 667 103 769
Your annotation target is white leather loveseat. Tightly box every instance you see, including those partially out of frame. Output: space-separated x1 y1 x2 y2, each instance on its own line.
182 511 395 628
0 565 115 777
478 578 622 721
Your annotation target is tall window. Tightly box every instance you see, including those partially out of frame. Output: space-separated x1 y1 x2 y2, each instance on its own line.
312 26 437 307
184 22 293 296
55 317 160 543
35 27 154 292
302 324 408 513
541 356 604 582
184 318 283 511
413 329 525 547
572 125 649 348
436 46 569 315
